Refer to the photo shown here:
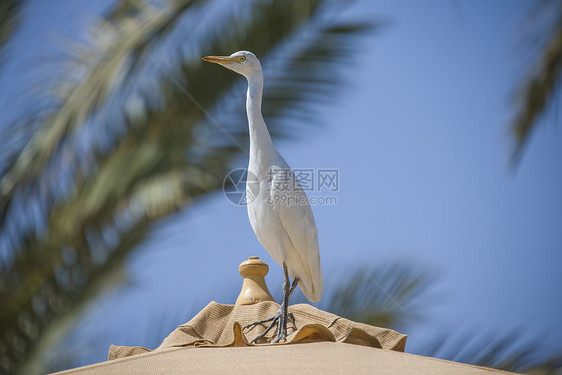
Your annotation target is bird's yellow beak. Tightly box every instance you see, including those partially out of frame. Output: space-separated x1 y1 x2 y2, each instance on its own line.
202 55 235 64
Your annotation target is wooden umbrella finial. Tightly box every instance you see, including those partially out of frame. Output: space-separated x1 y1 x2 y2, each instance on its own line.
235 257 274 305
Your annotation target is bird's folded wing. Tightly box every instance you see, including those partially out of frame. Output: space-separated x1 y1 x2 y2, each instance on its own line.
275 173 323 302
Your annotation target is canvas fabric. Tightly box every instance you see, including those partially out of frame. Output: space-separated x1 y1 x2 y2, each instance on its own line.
108 301 407 359
55 343 516 375
51 302 517 374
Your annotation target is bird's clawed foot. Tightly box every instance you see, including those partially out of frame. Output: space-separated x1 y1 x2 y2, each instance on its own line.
244 265 299 344
243 304 295 344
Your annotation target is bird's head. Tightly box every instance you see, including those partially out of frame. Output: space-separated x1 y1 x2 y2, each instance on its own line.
202 51 261 79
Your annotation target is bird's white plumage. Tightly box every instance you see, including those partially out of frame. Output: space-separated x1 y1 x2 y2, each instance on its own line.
204 51 323 302
248 161 323 302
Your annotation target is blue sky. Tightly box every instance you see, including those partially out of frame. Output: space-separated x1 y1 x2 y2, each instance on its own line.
1 0 561 369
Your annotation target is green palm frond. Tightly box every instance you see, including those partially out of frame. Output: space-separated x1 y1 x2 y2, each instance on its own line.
417 330 562 374
0 0 21 62
0 0 198 234
511 1 562 163
322 262 434 329
318 261 561 373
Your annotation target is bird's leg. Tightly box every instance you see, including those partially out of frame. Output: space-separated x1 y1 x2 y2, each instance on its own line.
287 277 298 326
273 265 291 343
244 264 299 343
275 269 301 340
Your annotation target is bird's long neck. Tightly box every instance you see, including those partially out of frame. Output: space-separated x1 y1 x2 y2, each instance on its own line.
246 73 276 172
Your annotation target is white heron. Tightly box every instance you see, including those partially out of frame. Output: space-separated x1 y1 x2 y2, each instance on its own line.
202 51 323 342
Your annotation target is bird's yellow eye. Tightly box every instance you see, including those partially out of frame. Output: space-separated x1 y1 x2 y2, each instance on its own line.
239 56 246 62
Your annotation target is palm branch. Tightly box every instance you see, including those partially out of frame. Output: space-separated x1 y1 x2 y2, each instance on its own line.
322 261 561 374
0 0 375 373
417 329 562 374
511 0 562 163
0 0 21 63
322 261 433 329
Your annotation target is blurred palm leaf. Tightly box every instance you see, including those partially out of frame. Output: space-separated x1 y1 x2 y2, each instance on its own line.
512 0 562 162
0 0 21 63
269 261 432 330
417 330 562 374
323 262 561 374
0 0 375 373
323 262 433 329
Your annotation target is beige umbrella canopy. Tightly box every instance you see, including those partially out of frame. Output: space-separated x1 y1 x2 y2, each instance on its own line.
52 258 515 375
